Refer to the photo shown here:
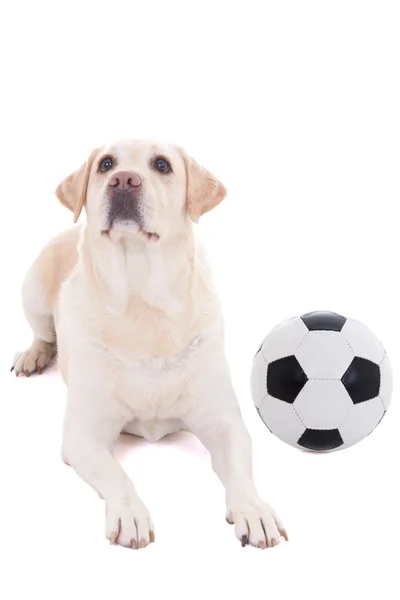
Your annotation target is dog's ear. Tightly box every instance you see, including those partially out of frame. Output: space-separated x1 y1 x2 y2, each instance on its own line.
55 148 99 223
181 150 227 223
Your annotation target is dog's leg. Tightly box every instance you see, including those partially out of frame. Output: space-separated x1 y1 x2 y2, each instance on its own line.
62 374 154 549
12 267 56 376
185 370 288 549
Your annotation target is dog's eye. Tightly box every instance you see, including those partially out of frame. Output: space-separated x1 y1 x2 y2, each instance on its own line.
99 157 113 172
155 157 171 173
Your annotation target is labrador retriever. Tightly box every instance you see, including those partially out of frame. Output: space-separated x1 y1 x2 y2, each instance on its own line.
12 139 287 549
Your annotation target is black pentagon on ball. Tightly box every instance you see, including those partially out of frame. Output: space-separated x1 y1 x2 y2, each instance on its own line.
341 357 381 404
298 428 344 451
301 310 347 332
267 355 308 404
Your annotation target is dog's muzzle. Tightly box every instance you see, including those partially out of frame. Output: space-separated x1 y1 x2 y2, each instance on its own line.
106 171 144 228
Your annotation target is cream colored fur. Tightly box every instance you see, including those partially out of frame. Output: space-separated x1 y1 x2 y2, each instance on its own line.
13 139 287 550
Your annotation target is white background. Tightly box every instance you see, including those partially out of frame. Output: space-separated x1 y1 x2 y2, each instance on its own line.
1 1 399 598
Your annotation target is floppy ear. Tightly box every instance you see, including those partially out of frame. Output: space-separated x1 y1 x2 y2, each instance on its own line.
55 148 99 223
182 151 227 223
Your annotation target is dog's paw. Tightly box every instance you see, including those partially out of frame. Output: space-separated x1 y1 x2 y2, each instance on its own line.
226 497 288 549
11 340 55 376
106 497 155 549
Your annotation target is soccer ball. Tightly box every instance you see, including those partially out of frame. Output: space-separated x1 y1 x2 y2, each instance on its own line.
251 311 393 452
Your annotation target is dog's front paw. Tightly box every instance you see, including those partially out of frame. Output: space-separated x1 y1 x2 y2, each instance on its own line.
12 340 55 376
106 496 155 549
226 497 288 549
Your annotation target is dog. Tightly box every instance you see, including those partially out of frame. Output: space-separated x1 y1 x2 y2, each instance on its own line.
12 139 287 549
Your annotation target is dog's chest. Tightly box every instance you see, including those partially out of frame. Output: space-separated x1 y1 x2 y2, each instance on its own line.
111 335 201 421
98 296 196 362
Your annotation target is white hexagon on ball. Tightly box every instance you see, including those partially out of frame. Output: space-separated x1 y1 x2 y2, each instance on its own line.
341 318 385 364
250 350 268 408
259 317 308 364
339 396 385 448
294 380 353 430
257 395 305 447
296 331 354 379
379 354 393 411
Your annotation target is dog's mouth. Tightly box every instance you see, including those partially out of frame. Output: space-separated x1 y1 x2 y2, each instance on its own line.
102 197 159 243
101 225 159 243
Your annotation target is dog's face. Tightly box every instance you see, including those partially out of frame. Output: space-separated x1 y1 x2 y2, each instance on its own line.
87 140 188 242
56 139 227 243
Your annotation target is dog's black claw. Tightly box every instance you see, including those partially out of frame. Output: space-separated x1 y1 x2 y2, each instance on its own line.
10 366 14 372
241 535 248 547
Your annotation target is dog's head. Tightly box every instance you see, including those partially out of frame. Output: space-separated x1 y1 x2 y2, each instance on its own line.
56 139 226 243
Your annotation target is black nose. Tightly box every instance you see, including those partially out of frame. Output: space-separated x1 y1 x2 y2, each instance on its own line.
108 171 142 191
